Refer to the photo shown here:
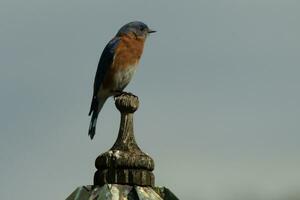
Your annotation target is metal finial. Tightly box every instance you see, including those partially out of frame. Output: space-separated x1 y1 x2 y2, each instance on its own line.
94 93 155 186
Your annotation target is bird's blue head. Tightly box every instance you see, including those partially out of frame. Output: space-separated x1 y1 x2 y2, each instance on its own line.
116 21 156 38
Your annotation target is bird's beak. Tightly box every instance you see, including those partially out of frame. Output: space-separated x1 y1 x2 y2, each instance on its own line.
148 29 156 34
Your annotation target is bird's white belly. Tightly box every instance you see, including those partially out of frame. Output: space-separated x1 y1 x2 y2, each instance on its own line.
114 64 138 90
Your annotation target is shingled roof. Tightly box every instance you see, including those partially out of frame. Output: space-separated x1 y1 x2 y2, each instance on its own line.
67 185 178 200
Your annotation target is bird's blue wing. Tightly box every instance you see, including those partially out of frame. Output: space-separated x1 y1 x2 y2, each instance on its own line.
89 37 120 115
93 37 120 95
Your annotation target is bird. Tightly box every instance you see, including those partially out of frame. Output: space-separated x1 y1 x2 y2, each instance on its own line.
88 21 156 139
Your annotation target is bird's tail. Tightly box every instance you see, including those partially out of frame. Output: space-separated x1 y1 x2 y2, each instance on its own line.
88 97 107 140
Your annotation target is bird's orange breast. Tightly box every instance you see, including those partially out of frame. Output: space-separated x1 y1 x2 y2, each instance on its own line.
102 35 145 89
113 35 145 68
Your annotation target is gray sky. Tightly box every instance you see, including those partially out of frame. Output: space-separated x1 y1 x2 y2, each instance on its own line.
1 0 300 199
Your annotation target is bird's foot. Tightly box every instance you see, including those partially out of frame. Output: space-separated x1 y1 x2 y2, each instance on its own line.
113 91 138 100
113 90 123 100
122 91 138 99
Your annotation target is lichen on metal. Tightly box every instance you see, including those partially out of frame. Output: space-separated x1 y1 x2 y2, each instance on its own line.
135 186 163 200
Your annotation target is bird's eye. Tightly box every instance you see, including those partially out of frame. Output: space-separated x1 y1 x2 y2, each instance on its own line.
139 26 145 31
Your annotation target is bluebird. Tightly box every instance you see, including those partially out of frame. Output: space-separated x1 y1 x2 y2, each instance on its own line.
88 21 156 139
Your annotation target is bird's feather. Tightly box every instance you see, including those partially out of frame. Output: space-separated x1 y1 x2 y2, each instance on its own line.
89 37 120 116
88 97 107 139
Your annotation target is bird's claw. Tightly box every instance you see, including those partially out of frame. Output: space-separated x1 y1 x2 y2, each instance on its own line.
114 91 138 100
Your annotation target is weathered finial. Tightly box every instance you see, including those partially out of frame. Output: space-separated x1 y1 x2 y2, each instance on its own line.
94 93 155 187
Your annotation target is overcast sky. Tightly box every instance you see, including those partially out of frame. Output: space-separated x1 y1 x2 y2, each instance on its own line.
1 0 300 199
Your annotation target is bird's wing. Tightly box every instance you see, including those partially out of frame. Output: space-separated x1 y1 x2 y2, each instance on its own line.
89 37 120 115
93 37 120 95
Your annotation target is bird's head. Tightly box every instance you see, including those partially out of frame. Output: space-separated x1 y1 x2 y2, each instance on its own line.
116 21 156 39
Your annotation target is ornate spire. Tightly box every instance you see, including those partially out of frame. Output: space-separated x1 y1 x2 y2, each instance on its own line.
94 93 155 186
66 93 179 200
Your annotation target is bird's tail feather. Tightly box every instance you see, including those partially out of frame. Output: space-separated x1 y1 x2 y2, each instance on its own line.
88 97 107 140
